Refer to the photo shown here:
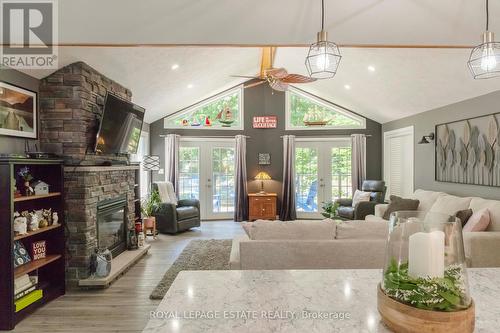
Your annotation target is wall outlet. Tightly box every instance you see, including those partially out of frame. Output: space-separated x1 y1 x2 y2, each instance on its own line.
158 168 164 175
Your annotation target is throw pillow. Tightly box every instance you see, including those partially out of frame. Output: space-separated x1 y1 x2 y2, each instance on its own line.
382 195 420 220
352 190 371 207
463 208 490 232
455 209 473 227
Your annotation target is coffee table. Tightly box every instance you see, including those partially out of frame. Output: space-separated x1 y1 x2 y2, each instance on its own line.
143 268 499 332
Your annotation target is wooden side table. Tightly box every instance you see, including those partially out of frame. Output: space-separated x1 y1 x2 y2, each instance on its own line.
248 193 277 221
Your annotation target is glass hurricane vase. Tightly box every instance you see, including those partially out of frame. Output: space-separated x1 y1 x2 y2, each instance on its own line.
381 211 471 312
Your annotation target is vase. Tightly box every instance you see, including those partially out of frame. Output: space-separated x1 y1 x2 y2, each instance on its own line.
378 211 474 332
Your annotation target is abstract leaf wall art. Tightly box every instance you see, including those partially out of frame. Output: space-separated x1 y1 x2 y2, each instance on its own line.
436 113 500 186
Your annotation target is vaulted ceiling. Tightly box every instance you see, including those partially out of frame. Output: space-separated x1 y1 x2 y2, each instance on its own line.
17 0 500 123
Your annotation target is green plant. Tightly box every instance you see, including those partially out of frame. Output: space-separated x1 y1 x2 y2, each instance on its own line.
383 258 468 311
321 201 339 219
141 190 162 217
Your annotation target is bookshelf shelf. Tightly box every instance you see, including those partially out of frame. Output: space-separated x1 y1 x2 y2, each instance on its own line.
14 224 61 241
14 192 61 202
14 255 62 279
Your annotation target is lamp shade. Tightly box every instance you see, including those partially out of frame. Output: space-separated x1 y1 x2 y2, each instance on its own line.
254 171 271 180
142 155 160 171
468 32 500 79
305 36 342 79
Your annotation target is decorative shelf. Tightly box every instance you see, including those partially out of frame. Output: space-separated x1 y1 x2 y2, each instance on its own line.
14 255 62 278
14 192 61 202
14 224 62 241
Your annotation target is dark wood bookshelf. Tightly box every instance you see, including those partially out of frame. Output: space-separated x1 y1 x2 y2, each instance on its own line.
0 158 65 331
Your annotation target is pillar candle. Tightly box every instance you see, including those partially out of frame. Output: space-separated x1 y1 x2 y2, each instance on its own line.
408 230 445 278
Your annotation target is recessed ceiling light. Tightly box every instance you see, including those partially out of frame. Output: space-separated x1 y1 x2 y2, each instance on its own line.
187 84 193 89
368 65 375 72
171 64 179 70
344 84 351 90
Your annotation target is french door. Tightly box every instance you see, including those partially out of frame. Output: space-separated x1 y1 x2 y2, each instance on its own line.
295 139 352 219
177 138 236 220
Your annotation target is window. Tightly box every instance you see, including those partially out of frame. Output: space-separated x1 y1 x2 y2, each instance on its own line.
286 87 365 130
179 147 200 200
164 86 243 130
331 146 352 199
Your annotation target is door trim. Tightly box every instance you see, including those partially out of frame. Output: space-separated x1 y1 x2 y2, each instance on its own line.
383 126 414 197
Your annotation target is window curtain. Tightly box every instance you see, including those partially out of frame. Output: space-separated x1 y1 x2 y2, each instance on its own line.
351 134 366 194
234 135 248 222
165 134 180 195
280 135 296 221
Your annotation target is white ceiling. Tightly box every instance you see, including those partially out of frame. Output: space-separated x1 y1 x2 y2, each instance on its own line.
22 46 500 124
58 0 499 46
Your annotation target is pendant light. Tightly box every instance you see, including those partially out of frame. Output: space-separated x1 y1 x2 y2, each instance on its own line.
305 0 341 79
468 0 500 79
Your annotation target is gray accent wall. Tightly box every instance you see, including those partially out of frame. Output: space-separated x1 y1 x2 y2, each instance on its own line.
383 90 500 200
0 68 40 154
150 84 382 207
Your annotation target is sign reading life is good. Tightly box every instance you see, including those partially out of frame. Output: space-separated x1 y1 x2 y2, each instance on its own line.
253 116 277 129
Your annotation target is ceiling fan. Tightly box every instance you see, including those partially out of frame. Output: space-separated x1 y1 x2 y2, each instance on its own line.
232 47 317 92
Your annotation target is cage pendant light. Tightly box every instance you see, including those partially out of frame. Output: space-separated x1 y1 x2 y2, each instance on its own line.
305 0 341 79
468 0 500 79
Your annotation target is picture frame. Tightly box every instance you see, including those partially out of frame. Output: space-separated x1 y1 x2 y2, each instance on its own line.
0 81 38 139
258 153 271 165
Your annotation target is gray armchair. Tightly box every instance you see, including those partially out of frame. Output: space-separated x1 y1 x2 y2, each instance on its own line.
152 182 201 234
335 180 386 220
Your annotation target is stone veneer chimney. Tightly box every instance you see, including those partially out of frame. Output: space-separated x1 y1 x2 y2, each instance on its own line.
39 61 132 165
38 62 138 288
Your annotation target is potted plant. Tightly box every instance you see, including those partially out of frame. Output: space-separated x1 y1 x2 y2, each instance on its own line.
18 167 34 196
321 201 339 220
141 190 161 229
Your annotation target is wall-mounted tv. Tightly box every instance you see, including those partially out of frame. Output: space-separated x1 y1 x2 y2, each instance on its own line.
95 93 145 155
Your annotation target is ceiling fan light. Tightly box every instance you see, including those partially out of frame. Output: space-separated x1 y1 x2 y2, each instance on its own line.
468 31 500 79
305 37 341 79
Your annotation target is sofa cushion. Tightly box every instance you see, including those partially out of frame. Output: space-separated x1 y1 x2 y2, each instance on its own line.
469 198 500 231
463 208 491 232
246 220 336 240
383 195 420 220
429 195 472 216
336 220 389 240
176 206 198 220
410 189 446 213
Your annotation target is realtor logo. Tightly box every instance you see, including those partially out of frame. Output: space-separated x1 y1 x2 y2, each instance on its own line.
1 0 58 69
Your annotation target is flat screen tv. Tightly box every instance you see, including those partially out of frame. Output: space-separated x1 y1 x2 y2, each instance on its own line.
95 93 145 155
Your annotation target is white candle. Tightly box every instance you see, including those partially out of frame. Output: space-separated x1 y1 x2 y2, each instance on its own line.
408 231 445 278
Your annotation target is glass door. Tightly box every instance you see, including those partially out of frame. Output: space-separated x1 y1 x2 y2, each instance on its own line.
178 139 235 220
295 139 352 219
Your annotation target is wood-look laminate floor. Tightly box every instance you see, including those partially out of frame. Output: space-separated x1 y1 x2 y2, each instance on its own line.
13 221 246 333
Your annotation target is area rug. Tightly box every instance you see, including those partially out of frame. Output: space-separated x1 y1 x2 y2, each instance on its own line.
149 239 232 299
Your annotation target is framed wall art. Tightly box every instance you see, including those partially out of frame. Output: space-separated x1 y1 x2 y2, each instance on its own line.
0 81 38 139
258 153 271 165
435 112 500 186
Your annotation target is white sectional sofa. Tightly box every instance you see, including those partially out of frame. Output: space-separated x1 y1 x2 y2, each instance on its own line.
230 189 500 270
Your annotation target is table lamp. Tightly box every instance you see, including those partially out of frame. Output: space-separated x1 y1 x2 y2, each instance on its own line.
254 171 271 194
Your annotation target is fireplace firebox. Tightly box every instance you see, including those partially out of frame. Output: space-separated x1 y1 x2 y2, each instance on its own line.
96 196 128 258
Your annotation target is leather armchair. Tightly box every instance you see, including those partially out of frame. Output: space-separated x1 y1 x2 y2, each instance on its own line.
335 180 387 220
152 183 201 234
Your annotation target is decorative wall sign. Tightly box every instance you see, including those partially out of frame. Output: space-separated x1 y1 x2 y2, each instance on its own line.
31 240 47 260
253 116 277 128
258 153 271 165
435 112 500 186
0 82 37 139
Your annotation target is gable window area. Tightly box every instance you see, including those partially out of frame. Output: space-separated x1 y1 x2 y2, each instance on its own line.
285 87 366 130
164 86 243 130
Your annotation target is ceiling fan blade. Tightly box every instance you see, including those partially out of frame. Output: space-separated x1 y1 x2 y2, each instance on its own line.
244 80 266 89
231 75 260 79
260 47 276 78
269 80 289 92
281 74 317 83
266 67 288 79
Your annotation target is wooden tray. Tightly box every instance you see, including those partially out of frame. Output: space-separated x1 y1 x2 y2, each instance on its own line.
377 284 474 333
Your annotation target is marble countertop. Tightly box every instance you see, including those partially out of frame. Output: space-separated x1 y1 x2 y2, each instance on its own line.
143 268 500 333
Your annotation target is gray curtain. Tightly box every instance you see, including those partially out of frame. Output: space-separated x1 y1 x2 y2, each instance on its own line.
351 134 366 194
165 134 180 194
234 135 248 222
280 135 296 221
